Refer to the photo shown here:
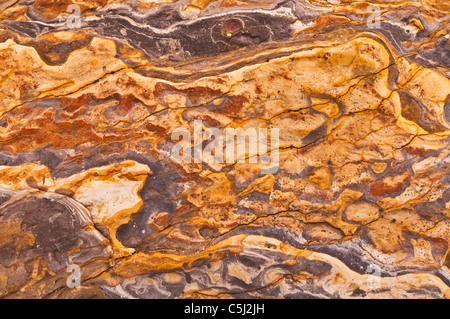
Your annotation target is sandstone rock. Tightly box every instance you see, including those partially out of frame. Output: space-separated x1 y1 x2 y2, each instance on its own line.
0 0 449 299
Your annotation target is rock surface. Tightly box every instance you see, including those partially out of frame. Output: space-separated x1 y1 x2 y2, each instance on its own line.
0 0 449 299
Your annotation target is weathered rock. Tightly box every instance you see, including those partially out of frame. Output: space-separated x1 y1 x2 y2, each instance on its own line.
0 0 449 299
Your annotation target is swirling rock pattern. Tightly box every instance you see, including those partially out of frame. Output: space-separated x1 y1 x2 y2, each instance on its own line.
0 0 449 299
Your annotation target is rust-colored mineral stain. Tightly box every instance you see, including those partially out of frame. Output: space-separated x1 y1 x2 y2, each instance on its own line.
224 18 244 36
369 172 411 197
32 0 108 20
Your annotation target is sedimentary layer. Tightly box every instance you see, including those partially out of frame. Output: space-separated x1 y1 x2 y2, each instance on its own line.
0 0 449 299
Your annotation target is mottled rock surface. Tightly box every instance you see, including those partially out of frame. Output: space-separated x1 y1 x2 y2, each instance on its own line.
0 0 449 299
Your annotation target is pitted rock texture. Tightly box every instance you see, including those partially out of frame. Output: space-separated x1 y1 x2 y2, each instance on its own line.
0 0 449 299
